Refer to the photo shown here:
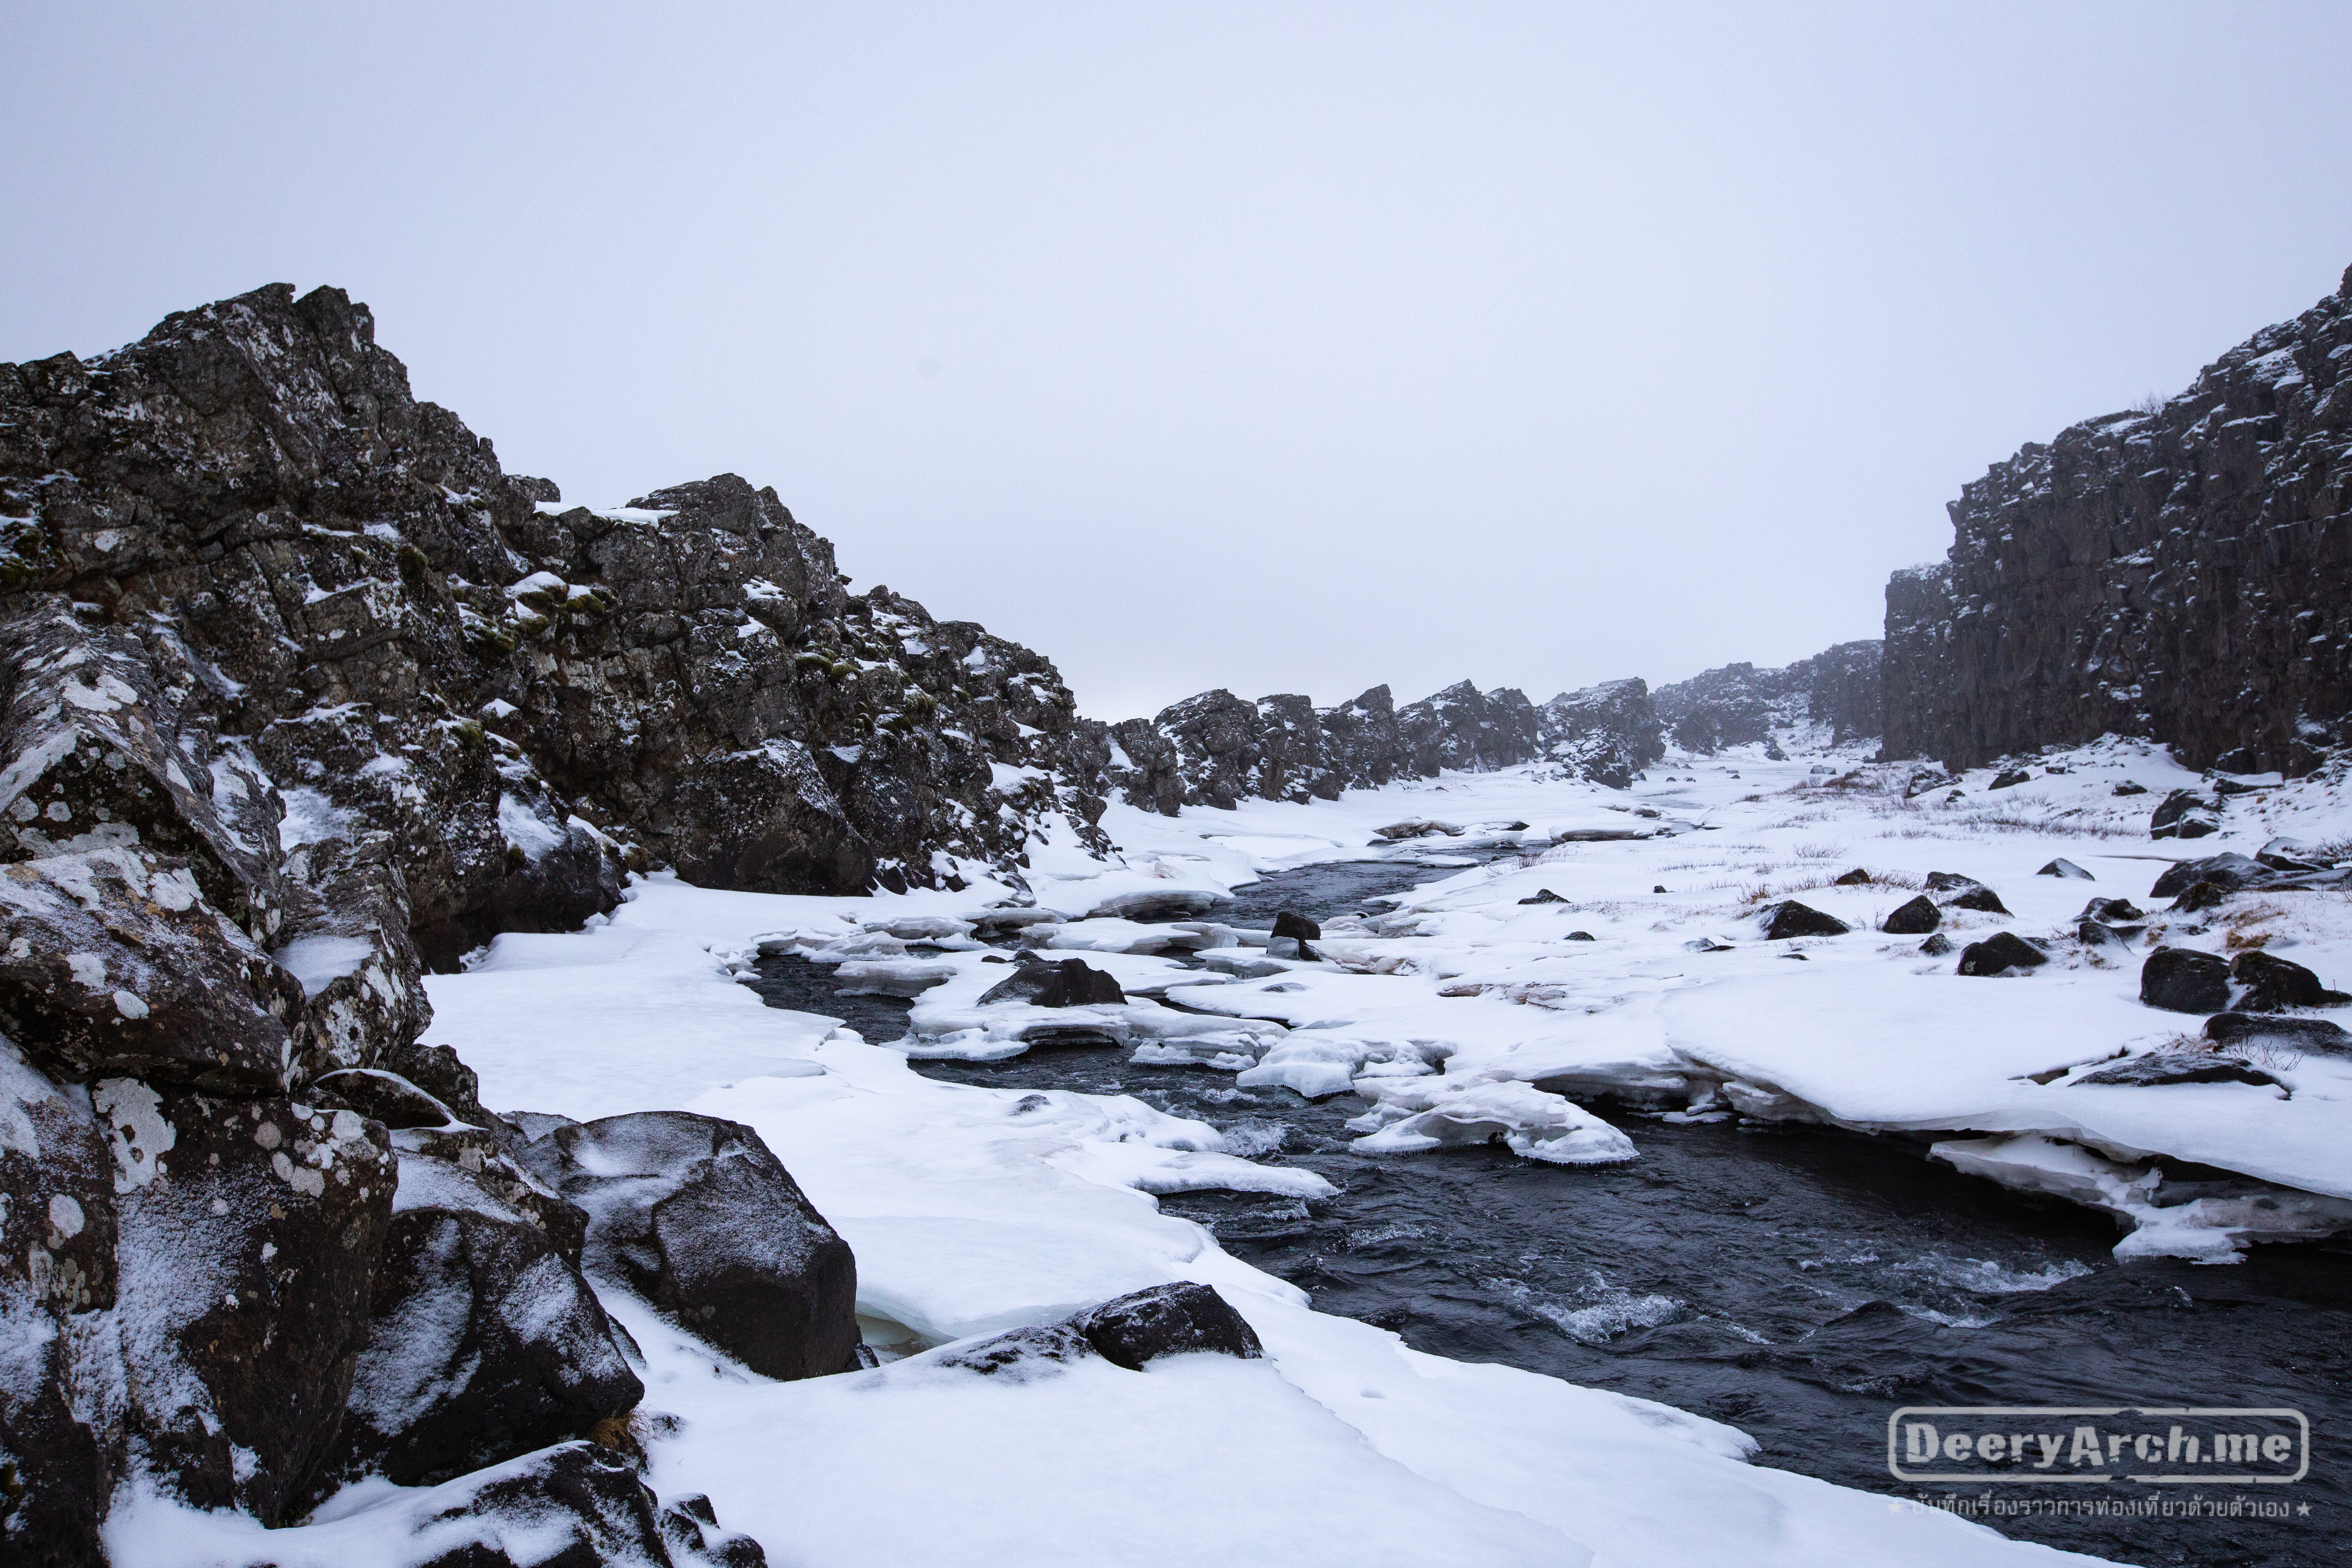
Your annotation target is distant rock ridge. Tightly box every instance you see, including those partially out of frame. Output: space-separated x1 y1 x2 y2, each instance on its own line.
1101 679 1548 814
1651 641 1884 756
1880 262 2352 775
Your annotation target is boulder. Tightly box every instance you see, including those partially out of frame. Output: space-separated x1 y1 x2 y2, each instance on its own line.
1833 868 1872 885
1269 911 1322 943
322 1154 642 1489
2037 858 2094 880
1083 888 1227 922
516 1113 858 1381
2171 879 2233 913
1989 769 2032 790
1923 871 1985 893
1956 933 2048 976
1373 818 1464 841
2076 919 2144 948
1567 930 1596 941
1516 889 1567 905
2141 948 2231 1014
2074 1051 2283 1090
975 955 1124 1007
933 1323 1099 1379
2257 837 2326 873
1917 934 1954 956
0 1043 121 1566
2205 1014 2352 1054
395 1442 738 1568
2230 949 2349 1012
313 1067 456 1130
2150 853 2266 899
2113 781 2149 796
1940 886 2010 916
1881 895 1941 935
1755 901 1850 940
107 1087 398 1524
2081 897 2146 923
1069 1282 1265 1369
2150 790 2221 840
661 1493 770 1568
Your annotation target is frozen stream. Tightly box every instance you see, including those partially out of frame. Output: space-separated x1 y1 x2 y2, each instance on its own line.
750 856 2352 1567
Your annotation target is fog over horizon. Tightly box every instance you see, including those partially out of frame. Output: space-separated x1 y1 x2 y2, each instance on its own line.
7 3 2350 723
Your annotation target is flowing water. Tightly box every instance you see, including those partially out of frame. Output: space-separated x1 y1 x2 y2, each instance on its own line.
749 855 2352 1566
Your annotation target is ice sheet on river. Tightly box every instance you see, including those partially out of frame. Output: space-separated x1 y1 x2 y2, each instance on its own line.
279 872 2104 1568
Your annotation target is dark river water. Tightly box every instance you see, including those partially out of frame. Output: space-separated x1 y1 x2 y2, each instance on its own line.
749 856 2352 1566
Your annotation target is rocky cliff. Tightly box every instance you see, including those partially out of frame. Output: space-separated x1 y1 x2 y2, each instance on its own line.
1651 641 1884 755
0 283 1127 1562
1102 678 1545 814
1533 679 1664 788
1880 263 2352 774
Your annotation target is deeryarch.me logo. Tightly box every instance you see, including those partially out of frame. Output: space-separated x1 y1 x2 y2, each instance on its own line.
1889 1407 2309 1485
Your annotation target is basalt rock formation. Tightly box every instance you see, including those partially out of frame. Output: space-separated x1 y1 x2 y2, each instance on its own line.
1880 263 2352 774
1534 678 1665 788
1102 678 1544 815
1652 641 1883 756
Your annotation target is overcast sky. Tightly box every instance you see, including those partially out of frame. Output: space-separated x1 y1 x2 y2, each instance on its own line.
7 3 2350 721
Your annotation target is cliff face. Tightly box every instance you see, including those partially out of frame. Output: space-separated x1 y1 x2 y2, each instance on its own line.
1103 678 1544 815
1651 641 1884 754
1535 679 1664 788
0 286 1112 967
1880 264 2352 773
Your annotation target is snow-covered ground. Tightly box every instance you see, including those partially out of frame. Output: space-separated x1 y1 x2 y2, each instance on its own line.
131 733 2349 1564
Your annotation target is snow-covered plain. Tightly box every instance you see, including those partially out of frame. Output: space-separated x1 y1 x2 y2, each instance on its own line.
124 733 2352 1564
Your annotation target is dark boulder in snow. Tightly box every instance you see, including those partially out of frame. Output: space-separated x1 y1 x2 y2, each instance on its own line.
1518 888 1567 905
2257 837 2326 872
1755 901 1850 940
398 1441 751 1568
1072 1281 1265 1369
1881 895 1942 935
2229 949 2349 1012
2077 918 2144 948
2150 853 2266 899
933 1323 1100 1378
1956 933 2048 976
1940 885 2011 916
2150 790 2221 840
1923 871 1985 894
2074 1051 2283 1090
2114 781 2149 796
1271 911 1323 942
1918 934 1955 956
2171 879 2235 914
2141 948 2232 1014
2037 858 2094 880
1989 769 2032 790
0 1044 121 1565
980 956 1128 1008
2081 897 2146 923
1833 868 1872 885
314 1067 456 1130
322 1154 642 1489
110 1087 398 1524
2205 1013 2352 1054
1568 930 1596 941
517 1112 859 1381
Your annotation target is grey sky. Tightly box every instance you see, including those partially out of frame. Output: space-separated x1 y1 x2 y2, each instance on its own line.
8 3 2350 722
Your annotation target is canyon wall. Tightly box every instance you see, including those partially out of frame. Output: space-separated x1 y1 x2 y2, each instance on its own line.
1881 264 2352 774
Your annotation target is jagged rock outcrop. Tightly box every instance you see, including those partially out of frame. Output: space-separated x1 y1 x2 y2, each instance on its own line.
1103 678 1540 815
0 285 1114 972
1535 679 1664 787
1652 641 1883 755
0 284 972 1560
1880 263 2352 773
